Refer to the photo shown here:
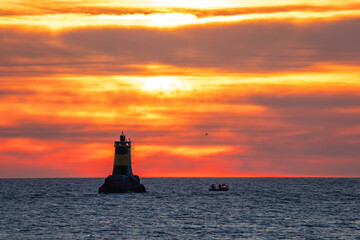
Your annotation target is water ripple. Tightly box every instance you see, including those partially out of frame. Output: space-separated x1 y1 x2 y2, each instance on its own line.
0 178 359 239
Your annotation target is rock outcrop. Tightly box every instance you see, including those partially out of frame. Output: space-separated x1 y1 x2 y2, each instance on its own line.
98 175 146 193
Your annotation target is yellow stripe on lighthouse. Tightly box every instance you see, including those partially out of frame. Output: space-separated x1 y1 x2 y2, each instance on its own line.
114 154 128 167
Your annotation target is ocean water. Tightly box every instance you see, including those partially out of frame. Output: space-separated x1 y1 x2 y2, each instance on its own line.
0 178 359 239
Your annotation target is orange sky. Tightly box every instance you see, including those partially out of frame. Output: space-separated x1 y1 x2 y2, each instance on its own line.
1 0 360 177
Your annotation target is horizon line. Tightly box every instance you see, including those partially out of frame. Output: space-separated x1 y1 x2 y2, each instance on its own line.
1 176 359 179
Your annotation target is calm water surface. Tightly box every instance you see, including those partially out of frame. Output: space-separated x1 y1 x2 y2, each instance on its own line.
0 178 359 239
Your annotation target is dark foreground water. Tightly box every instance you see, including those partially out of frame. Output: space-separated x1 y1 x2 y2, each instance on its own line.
0 178 359 239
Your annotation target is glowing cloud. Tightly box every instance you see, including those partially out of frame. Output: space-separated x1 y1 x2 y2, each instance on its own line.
1 10 360 30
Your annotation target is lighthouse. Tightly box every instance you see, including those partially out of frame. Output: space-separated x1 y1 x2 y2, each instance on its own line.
112 131 133 175
98 132 146 193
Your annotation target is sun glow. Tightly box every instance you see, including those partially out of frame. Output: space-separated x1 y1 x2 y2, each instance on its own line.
2 9 360 30
142 76 184 92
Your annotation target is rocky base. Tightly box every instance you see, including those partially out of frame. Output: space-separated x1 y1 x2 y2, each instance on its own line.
98 175 146 193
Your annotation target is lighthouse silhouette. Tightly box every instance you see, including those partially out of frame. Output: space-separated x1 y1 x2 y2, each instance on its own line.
112 131 133 175
98 132 146 193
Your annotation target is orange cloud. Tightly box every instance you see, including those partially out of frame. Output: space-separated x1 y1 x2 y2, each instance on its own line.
2 10 360 30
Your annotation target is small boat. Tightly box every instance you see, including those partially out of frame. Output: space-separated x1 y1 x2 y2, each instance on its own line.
209 187 229 191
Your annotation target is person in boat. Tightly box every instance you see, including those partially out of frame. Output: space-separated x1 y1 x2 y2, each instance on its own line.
218 184 221 189
211 184 216 190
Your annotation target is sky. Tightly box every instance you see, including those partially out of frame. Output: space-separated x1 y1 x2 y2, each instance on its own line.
0 0 360 178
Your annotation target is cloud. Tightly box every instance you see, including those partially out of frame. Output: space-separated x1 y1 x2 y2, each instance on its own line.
1 11 360 177
0 122 112 141
61 18 360 72
248 93 360 109
0 90 34 97
2 1 360 17
1 18 360 76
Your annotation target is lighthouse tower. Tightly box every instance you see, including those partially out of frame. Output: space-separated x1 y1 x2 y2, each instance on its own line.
98 132 146 193
112 131 133 175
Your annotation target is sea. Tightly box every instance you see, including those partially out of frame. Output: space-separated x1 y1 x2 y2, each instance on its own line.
0 178 359 239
